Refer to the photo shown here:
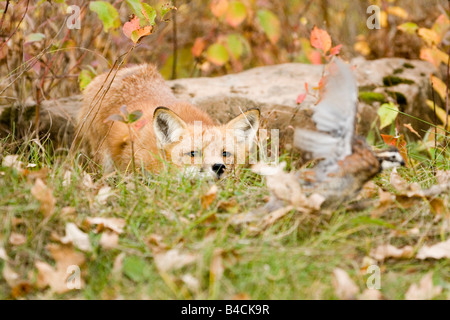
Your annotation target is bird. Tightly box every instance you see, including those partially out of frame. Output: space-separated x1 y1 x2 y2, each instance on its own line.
259 58 406 212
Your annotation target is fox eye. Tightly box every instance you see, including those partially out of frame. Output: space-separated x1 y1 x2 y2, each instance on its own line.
189 151 200 157
223 151 231 157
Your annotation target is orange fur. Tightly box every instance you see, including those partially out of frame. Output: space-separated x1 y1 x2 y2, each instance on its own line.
75 64 259 176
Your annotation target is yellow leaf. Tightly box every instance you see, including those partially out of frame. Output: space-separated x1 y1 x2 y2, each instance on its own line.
420 47 448 67
354 40 370 56
380 11 388 28
418 28 440 46
426 99 450 126
430 75 447 101
387 6 408 19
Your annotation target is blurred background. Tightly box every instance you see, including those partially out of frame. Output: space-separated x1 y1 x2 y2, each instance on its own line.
0 0 446 107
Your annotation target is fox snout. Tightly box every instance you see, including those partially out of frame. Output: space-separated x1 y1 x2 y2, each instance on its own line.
212 163 226 178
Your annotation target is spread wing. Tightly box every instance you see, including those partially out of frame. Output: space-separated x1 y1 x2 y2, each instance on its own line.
294 58 358 181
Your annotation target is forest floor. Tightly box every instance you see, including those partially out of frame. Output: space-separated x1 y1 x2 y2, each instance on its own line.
0 138 449 300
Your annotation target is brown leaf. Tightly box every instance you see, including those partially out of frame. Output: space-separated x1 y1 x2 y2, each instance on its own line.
403 123 421 138
405 272 442 300
210 248 224 283
9 233 26 246
332 268 359 300
95 186 115 204
2 155 24 172
371 188 395 218
31 178 56 217
436 170 450 186
35 244 85 294
416 239 450 260
60 223 92 252
358 289 382 300
153 249 197 272
181 274 200 292
201 185 218 209
0 246 9 261
99 231 119 249
370 244 414 261
3 263 20 287
85 217 126 234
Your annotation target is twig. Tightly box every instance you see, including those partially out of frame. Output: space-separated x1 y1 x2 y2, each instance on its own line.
0 0 29 51
430 80 437 172
171 0 178 80
0 0 10 32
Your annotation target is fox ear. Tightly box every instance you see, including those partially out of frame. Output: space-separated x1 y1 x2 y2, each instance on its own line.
153 107 188 146
226 108 260 144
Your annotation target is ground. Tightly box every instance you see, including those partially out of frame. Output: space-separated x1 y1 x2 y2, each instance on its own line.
0 139 448 300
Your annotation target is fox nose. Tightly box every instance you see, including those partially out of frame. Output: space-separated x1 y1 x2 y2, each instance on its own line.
212 163 226 177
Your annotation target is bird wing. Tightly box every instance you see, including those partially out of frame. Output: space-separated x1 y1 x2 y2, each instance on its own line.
294 58 358 181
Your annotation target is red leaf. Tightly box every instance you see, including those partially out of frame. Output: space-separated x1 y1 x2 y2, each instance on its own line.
381 134 409 166
123 15 140 39
296 93 307 104
310 26 332 54
329 44 342 56
309 51 322 65
134 118 148 131
304 82 309 93
192 37 206 58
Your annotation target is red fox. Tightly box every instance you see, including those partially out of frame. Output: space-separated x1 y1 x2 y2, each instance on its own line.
74 64 260 179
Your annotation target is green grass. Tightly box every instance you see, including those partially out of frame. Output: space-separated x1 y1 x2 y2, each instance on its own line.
0 136 449 300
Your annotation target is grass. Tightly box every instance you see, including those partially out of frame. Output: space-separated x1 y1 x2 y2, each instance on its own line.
0 136 449 300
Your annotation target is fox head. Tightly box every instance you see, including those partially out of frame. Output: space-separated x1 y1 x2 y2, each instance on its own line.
153 107 260 179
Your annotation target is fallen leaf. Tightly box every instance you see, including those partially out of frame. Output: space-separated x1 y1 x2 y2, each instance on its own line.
2 155 24 172
60 223 92 252
232 293 251 300
358 289 382 300
210 248 225 283
389 167 408 191
416 239 450 260
82 173 96 189
436 170 450 186
370 244 414 261
153 249 197 272
405 272 442 300
371 188 395 218
35 244 85 294
95 186 114 204
3 263 20 287
9 233 26 246
332 268 359 300
181 274 200 292
31 178 56 217
85 217 126 234
0 246 8 261
112 252 125 279
201 184 218 209
99 231 119 249
403 123 421 138
62 170 72 187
